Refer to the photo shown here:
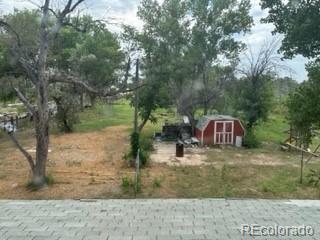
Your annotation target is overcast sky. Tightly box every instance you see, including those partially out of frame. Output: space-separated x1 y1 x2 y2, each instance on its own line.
1 0 309 82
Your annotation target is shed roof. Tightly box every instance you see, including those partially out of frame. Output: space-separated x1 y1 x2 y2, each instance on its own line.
196 115 238 131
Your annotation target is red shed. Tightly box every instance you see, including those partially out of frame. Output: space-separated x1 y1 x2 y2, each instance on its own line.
195 115 245 146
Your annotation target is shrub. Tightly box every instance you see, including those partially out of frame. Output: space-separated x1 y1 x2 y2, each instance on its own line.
45 173 55 186
52 86 80 133
122 176 133 192
130 132 140 159
307 169 320 187
129 132 149 167
153 177 162 188
244 129 260 148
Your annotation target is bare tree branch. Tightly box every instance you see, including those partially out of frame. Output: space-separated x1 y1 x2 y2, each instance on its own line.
7 133 35 172
60 0 85 18
0 20 22 47
13 87 35 115
49 71 147 97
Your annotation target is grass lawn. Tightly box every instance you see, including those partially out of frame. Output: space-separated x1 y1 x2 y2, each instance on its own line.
74 99 134 132
255 113 289 145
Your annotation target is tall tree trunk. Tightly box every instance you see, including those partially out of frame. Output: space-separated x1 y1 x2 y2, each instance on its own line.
33 81 49 186
89 94 96 107
123 57 131 88
203 102 208 115
134 59 139 133
80 93 84 111
202 67 209 116
32 0 50 187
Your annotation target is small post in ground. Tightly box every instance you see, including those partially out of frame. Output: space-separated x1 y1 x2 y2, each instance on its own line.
300 151 304 184
135 149 140 196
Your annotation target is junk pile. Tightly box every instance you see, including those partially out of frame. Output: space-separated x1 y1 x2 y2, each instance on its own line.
155 116 199 147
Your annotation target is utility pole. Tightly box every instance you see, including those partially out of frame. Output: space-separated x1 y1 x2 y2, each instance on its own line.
134 58 139 133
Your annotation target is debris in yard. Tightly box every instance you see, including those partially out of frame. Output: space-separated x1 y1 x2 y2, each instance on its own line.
27 148 52 153
176 140 184 157
162 122 192 141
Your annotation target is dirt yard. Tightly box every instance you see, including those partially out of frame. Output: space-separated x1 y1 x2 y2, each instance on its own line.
151 142 208 166
0 126 133 199
0 127 319 199
151 142 298 168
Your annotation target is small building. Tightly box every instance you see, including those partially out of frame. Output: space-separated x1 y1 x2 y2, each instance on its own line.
195 115 245 146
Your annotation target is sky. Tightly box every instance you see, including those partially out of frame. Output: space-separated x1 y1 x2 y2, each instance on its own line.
1 0 309 82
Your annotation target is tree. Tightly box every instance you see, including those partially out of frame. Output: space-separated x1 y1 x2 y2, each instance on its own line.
237 40 283 129
0 1 86 187
51 84 80 133
198 65 236 115
261 0 320 61
70 19 124 106
0 10 38 104
136 0 252 129
287 62 320 147
1 2 145 187
188 0 252 115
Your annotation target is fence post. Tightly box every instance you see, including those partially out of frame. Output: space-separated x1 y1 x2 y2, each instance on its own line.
135 149 140 196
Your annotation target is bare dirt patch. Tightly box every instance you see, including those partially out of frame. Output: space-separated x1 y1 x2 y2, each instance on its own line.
150 142 208 166
150 142 298 168
207 148 296 167
0 126 132 199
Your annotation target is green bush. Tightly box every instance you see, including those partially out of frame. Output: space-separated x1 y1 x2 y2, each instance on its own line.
130 132 140 160
129 132 149 167
121 176 133 192
45 173 55 186
244 129 260 148
52 86 80 133
153 177 162 188
307 169 320 187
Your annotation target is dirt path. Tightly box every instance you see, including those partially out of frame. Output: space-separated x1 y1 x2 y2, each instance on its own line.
0 126 131 199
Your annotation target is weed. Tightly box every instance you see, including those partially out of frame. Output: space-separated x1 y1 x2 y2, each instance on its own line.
0 173 7 180
221 164 228 181
153 177 163 188
45 173 55 186
122 176 133 192
90 177 96 184
260 182 270 193
66 160 82 167
26 173 55 191
223 184 232 198
244 129 260 148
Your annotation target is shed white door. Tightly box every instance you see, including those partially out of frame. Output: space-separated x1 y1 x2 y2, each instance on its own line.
214 121 233 145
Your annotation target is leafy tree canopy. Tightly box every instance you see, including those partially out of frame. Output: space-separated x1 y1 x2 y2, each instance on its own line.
261 0 320 60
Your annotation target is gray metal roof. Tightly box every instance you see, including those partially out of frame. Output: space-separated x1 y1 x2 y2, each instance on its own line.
196 115 238 131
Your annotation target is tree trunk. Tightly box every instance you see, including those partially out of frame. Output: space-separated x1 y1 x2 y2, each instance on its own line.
89 94 96 107
80 93 84 111
33 82 50 187
33 3 50 186
138 110 151 132
203 102 208 115
134 59 139 133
